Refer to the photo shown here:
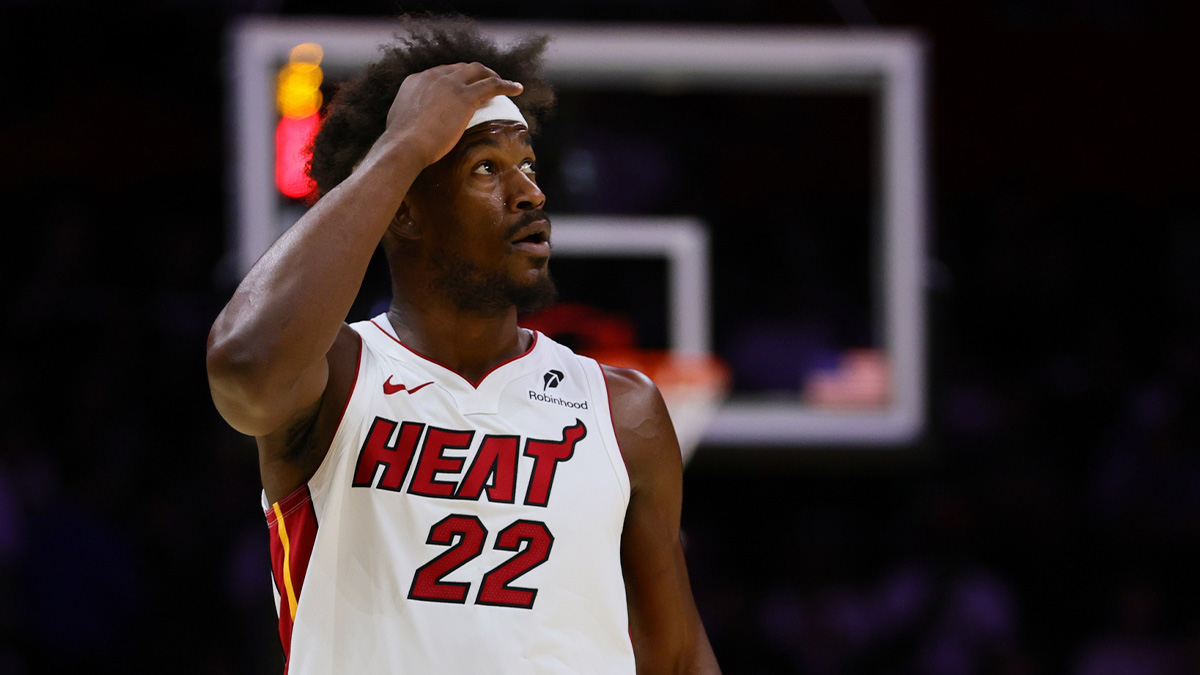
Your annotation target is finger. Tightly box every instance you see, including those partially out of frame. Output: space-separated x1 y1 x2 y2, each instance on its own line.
457 61 502 81
453 62 522 92
464 74 524 101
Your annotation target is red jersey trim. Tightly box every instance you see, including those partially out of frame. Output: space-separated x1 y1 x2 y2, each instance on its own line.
368 317 539 389
267 485 319 671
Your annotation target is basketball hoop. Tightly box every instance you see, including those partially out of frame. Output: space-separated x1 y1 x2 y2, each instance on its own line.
590 350 731 465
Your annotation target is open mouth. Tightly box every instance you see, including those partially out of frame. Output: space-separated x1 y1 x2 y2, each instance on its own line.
509 218 551 255
514 231 548 245
511 228 551 258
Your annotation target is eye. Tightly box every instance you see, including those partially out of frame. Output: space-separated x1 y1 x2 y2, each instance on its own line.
472 161 495 175
520 159 537 175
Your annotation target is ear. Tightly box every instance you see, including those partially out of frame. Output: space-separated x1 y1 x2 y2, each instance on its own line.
390 201 422 241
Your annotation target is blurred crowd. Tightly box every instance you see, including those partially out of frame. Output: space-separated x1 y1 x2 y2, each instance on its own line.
2 0 1197 673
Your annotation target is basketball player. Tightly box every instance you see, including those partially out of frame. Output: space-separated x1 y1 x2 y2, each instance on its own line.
206 19 720 674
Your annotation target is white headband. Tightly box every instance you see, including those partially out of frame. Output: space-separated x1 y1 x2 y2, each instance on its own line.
349 96 527 175
466 95 528 129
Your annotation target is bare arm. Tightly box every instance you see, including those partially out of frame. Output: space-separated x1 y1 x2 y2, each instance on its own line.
206 63 524 440
605 365 721 674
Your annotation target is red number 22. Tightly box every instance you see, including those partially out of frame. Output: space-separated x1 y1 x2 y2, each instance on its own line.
408 515 554 609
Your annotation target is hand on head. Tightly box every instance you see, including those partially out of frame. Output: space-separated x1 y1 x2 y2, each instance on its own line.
385 63 524 170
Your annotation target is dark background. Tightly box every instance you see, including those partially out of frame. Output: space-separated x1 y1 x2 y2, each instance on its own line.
1 1 1198 673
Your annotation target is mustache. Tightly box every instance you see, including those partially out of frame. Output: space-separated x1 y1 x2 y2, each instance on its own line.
504 210 551 240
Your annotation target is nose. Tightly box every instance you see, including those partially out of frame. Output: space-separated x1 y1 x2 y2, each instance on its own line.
506 169 545 212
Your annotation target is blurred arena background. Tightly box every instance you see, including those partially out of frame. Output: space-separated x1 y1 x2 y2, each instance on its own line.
1 0 1197 673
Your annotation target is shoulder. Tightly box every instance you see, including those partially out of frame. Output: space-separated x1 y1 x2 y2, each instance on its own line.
601 364 682 493
601 363 656 400
601 364 664 423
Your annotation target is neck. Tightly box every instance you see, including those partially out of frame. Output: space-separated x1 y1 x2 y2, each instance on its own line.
386 297 529 385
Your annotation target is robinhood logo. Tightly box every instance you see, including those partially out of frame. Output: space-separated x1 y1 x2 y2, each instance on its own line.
528 390 589 409
531 369 587 408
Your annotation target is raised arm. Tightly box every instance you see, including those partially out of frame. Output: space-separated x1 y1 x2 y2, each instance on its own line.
604 365 721 674
206 63 523 440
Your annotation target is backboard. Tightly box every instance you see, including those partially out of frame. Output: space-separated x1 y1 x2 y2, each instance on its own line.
225 19 928 448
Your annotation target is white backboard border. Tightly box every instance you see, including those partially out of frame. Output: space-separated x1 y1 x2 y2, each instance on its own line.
226 19 927 448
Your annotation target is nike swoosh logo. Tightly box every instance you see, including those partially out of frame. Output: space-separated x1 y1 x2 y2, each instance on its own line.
383 376 434 396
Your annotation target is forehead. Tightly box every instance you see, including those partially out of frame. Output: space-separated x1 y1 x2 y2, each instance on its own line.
454 121 534 156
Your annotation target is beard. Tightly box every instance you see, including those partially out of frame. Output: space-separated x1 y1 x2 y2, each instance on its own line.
428 254 559 316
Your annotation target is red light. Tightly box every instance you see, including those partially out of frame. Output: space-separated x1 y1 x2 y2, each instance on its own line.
275 113 319 199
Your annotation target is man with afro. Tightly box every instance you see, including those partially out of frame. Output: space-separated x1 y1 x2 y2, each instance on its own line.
208 17 720 673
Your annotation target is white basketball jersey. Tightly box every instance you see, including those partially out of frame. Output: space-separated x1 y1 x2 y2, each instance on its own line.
263 314 635 674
